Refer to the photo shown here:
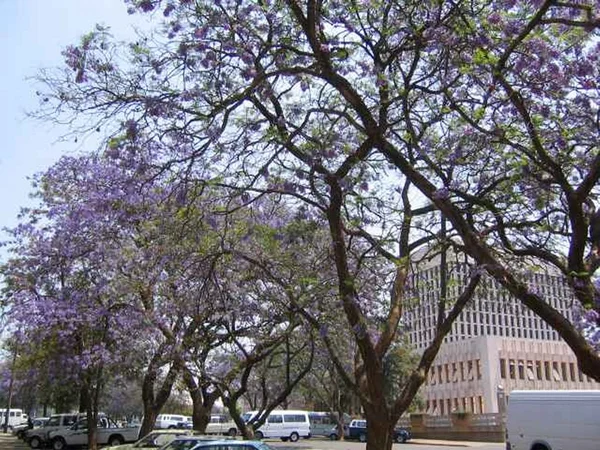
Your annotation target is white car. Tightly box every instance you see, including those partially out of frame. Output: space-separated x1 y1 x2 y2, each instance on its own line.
48 416 140 450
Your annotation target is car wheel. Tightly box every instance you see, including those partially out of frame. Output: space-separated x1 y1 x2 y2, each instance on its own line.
255 431 264 440
52 437 66 450
396 433 407 443
228 428 237 437
329 433 338 441
29 436 42 449
109 435 124 446
359 433 367 442
289 432 299 442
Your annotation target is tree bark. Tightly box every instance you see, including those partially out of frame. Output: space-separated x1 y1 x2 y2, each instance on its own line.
139 356 182 437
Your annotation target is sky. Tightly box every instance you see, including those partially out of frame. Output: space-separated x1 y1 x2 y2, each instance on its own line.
0 0 147 261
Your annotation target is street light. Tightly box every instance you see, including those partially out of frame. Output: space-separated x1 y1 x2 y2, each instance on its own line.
496 385 506 416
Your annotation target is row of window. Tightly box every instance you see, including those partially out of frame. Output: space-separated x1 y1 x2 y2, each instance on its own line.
410 324 561 347
426 396 485 415
427 360 482 385
498 358 597 384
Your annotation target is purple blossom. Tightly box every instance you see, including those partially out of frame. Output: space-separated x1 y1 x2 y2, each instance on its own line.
138 0 155 13
433 187 450 200
163 4 175 16
488 12 503 25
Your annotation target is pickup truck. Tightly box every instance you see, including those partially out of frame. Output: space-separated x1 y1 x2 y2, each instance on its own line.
26 413 83 448
48 416 140 450
329 419 411 443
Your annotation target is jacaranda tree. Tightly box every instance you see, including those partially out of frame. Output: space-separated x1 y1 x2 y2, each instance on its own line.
29 1 600 449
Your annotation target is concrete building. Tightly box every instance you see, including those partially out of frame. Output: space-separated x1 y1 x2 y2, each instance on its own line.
404 250 599 415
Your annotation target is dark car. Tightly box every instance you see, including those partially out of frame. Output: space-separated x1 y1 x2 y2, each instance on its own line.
330 419 410 443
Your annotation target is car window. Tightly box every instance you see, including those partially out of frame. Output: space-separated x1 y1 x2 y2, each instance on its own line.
194 446 257 450
267 415 282 424
163 439 209 450
65 416 78 426
283 414 306 423
136 432 182 448
46 417 61 427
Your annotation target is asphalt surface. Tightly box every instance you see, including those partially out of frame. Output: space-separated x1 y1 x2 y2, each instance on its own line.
0 432 505 450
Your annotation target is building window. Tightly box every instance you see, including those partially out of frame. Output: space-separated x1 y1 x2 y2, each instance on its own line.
509 359 516 379
569 362 576 381
561 362 568 382
526 361 535 380
500 359 506 379
476 359 482 380
552 362 561 381
545 361 551 381
536 361 542 380
518 360 525 380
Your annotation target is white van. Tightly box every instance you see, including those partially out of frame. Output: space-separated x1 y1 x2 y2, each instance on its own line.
506 390 600 450
242 410 311 442
205 414 238 436
154 414 190 429
0 408 28 429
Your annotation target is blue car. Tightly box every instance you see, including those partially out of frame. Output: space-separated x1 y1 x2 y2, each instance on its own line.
329 419 411 443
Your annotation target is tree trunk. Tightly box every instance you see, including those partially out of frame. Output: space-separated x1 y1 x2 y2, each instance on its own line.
364 408 395 450
182 368 219 433
139 358 181 437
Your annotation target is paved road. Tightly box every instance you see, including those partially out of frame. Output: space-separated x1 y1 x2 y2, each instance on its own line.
267 438 505 450
0 433 505 450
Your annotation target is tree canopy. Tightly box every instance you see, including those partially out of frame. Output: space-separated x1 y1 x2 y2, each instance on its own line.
2 1 600 449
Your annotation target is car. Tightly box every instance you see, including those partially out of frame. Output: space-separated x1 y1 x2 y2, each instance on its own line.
26 413 83 449
13 417 49 440
164 438 274 450
329 419 410 443
48 416 140 450
109 429 197 450
158 435 237 450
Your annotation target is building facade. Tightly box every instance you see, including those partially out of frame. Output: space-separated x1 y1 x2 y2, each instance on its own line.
404 250 599 415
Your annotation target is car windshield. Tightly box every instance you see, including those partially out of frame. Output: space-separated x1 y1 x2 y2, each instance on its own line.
46 417 61 427
161 439 210 450
135 432 182 448
253 443 276 450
